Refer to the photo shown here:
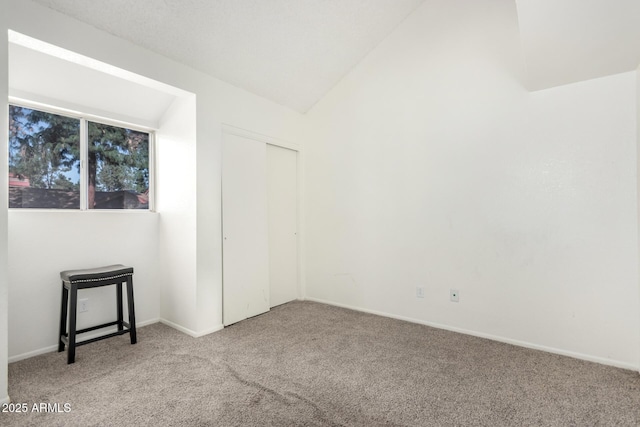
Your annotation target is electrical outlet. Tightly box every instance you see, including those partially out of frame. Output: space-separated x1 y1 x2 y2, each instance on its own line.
416 286 425 298
79 298 89 313
450 289 459 302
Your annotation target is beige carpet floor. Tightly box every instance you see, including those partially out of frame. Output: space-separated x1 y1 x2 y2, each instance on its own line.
2 301 639 426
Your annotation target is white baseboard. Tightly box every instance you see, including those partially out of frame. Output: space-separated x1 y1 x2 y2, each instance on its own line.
9 344 59 363
9 318 224 362
305 297 639 372
195 324 224 337
8 318 160 363
159 318 223 338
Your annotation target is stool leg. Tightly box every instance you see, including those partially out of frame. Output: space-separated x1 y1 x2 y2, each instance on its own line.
116 282 124 332
58 283 68 352
126 275 137 344
68 285 78 364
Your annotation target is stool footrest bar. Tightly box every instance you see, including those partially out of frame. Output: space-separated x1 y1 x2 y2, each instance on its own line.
75 329 131 347
60 327 132 347
76 321 120 335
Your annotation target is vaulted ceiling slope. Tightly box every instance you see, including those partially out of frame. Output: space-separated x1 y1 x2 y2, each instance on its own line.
29 0 640 112
30 0 426 113
516 0 640 91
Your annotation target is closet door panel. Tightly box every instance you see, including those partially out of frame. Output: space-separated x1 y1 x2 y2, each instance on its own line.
222 133 269 326
267 144 298 307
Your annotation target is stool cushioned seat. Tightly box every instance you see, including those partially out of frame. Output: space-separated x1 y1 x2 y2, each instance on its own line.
58 264 136 364
61 265 134 284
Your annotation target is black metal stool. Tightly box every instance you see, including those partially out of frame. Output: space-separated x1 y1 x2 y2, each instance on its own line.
58 264 137 364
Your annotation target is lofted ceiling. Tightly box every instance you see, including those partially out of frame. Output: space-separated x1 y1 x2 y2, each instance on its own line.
31 0 425 113
516 0 640 91
29 0 640 112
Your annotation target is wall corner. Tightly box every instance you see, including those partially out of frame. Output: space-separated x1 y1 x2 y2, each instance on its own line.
636 64 640 374
1 0 10 403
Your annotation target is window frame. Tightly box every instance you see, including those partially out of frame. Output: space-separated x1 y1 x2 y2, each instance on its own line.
8 98 156 212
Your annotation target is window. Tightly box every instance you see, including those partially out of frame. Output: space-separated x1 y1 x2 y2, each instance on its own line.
87 121 150 209
8 104 152 210
9 106 80 209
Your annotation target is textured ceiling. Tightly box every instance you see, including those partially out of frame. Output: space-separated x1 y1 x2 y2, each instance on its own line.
516 0 640 90
31 0 425 113
28 0 640 110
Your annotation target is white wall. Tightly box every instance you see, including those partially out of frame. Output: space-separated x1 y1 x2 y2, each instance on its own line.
637 65 640 373
8 42 176 129
3 0 306 372
156 95 198 333
304 0 639 369
1 0 10 405
8 211 160 359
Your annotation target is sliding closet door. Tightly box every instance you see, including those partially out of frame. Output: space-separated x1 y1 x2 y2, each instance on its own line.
222 133 270 326
267 145 298 307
